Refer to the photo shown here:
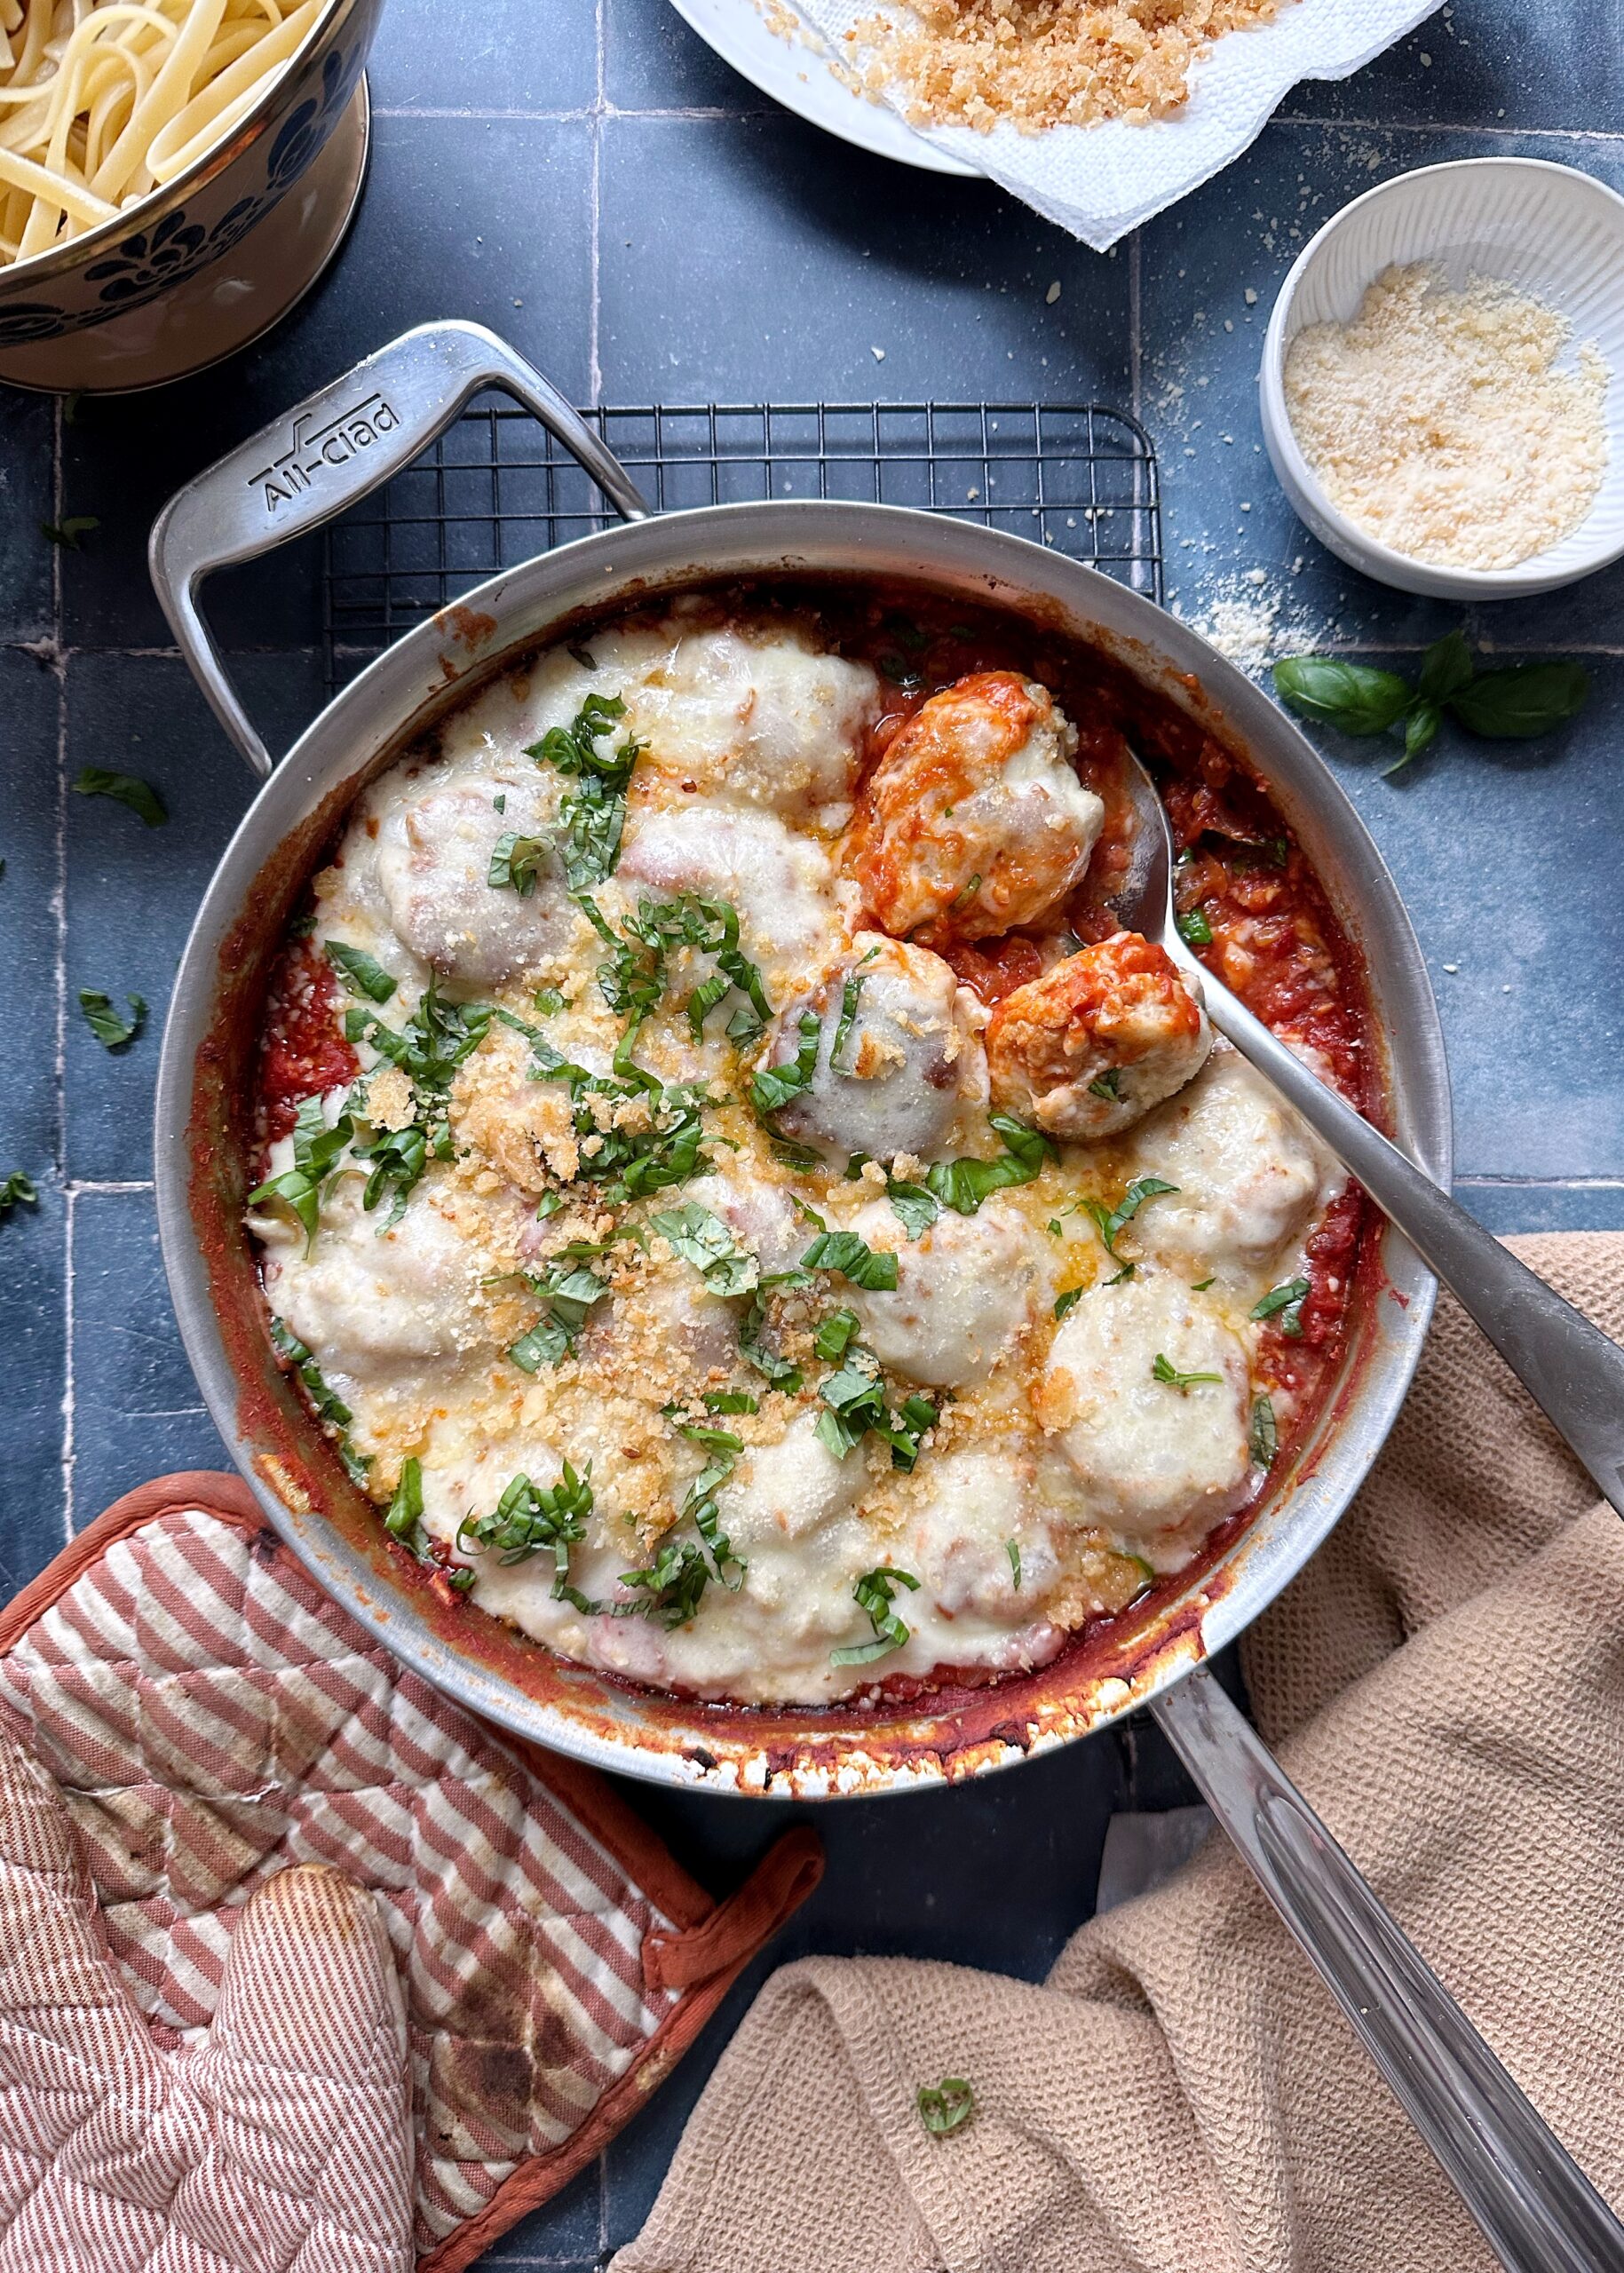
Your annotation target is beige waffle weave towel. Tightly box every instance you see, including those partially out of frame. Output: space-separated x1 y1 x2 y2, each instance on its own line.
615 1232 1624 2273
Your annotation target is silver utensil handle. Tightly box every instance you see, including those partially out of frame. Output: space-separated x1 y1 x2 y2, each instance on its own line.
147 320 650 780
1195 970 1624 1519
1154 1667 1624 2272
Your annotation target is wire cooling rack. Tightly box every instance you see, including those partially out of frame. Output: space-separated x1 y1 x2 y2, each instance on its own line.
321 396 1162 687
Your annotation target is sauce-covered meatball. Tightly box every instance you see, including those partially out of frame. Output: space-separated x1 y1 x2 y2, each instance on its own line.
761 932 987 1163
845 671 1104 943
375 770 574 990
986 931 1211 1141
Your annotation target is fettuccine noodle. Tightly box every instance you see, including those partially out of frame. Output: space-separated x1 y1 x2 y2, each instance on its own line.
0 0 329 268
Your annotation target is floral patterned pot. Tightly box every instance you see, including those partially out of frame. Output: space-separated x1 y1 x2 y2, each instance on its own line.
0 0 384 357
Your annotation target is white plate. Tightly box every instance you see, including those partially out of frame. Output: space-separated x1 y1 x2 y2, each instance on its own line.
666 0 980 179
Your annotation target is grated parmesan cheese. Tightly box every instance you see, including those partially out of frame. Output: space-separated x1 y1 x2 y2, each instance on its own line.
1284 263 1610 571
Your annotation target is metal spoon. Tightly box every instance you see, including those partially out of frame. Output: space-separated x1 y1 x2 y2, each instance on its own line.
1107 748 1624 2271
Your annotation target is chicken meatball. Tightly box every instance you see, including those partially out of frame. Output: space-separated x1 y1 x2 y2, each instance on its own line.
614 805 836 983
842 1195 1037 1388
1127 1045 1341 1283
1039 1273 1253 1541
761 933 988 1164
845 671 1104 943
986 931 1211 1141
375 769 574 990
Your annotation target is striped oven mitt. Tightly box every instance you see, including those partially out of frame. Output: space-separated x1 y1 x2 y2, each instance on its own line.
0 1717 413 2270
0 1477 820 2270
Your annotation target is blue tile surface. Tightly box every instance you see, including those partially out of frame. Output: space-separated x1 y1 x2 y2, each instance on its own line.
1 3 1621 2263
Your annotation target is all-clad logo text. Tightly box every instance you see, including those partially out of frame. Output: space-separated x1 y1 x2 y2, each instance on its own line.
250 392 400 511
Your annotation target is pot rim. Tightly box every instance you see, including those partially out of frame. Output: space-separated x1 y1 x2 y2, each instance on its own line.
154 498 1450 1797
0 0 352 297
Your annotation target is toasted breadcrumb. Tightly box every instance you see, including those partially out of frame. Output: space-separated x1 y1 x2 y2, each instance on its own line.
847 0 1288 135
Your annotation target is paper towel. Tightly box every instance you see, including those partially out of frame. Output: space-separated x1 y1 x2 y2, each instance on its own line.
778 0 1444 249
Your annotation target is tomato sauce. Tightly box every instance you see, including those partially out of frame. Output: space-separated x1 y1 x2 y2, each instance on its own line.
256 944 357 1144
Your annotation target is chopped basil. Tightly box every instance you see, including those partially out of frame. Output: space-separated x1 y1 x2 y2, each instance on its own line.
1084 1176 1178 1263
830 943 882 1070
615 1535 711 1627
0 1170 37 1216
324 940 396 1003
948 871 983 913
247 1094 353 1249
268 1314 370 1485
42 514 98 550
1192 1275 1215 1291
916 2079 976 2137
1250 1393 1279 1468
458 1461 595 1605
927 1114 1055 1216
703 1389 758 1414
527 692 646 890
383 1455 431 1561
799 1228 899 1292
686 970 732 1040
349 1120 429 1231
1176 907 1214 947
72 766 165 828
770 1134 825 1173
534 1190 564 1220
507 1259 610 1372
814 1307 860 1362
1006 1539 1021 1589
534 986 566 1017
487 830 551 897
1088 1066 1122 1102
751 1011 822 1116
1152 1352 1224 1390
1251 1276 1310 1337
568 642 597 671
886 1181 940 1240
78 988 145 1051
739 1285 804 1395
815 1345 935 1469
830 1564 920 1666
1053 1287 1082 1321
651 1202 759 1296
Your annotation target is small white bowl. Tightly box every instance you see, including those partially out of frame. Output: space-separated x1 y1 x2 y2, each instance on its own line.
1259 157 1624 600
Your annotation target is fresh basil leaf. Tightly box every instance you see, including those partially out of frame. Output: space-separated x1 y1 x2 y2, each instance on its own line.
1176 907 1213 947
751 1011 822 1115
487 830 551 897
71 766 166 827
1084 1175 1178 1261
886 1181 939 1239
1386 700 1440 773
42 514 98 550
1447 660 1591 740
0 1170 38 1216
1053 1287 1082 1321
1251 1276 1310 1337
830 1565 920 1666
916 2077 976 2137
324 939 396 1003
383 1454 429 1558
1272 656 1414 736
800 1228 899 1291
1152 1351 1223 1390
814 1307 860 1362
78 988 144 1050
927 1114 1056 1216
1416 628 1474 705
651 1201 759 1296
1250 1392 1279 1469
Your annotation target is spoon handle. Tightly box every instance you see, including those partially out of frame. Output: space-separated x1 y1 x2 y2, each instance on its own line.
1153 1667 1624 2272
1199 974 1624 1520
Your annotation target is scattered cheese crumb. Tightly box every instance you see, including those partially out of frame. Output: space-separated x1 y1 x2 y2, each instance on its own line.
871 345 886 360
1284 263 1610 570
1045 280 1061 303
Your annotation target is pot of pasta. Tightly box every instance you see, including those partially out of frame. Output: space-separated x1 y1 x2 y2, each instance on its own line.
148 323 1451 1796
0 0 383 392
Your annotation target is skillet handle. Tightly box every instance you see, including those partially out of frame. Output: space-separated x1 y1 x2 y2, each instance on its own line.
147 321 651 780
1153 1667 1624 2272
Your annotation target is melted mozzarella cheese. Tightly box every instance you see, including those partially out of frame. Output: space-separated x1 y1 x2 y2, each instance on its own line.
843 1195 1039 1388
613 804 841 982
1041 1272 1253 1544
1128 1043 1343 1286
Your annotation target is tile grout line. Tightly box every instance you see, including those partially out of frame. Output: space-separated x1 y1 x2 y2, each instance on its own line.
1129 232 1142 427
50 392 74 1548
589 0 605 412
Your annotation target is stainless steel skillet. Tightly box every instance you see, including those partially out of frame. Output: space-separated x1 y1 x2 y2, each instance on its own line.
147 323 1619 2266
